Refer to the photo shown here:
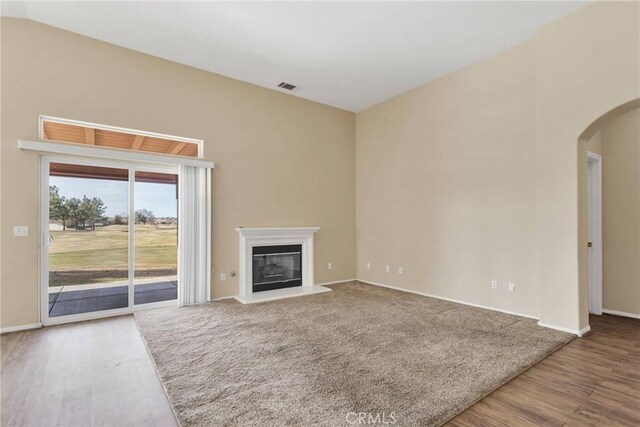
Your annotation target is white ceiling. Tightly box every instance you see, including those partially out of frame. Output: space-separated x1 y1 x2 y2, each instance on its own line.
2 1 587 112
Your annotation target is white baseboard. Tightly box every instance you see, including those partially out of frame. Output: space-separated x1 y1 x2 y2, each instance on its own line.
315 278 356 286
579 325 592 336
537 322 590 337
358 279 538 320
0 322 42 334
359 279 591 336
210 296 237 302
602 309 640 319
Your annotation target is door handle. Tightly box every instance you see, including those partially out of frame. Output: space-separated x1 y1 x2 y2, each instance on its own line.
588 242 593 247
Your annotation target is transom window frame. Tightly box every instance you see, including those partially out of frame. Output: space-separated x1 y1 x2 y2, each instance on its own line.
38 115 204 159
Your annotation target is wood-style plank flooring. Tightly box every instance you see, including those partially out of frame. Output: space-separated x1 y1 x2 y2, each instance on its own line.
448 314 640 426
1 316 177 427
1 314 637 426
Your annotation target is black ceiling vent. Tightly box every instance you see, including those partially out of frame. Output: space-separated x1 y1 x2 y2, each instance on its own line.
277 82 297 91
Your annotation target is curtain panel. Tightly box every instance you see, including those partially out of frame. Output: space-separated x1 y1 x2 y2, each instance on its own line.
177 165 210 305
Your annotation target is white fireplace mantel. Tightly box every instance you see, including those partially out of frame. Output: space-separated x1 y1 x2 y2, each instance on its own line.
235 227 331 304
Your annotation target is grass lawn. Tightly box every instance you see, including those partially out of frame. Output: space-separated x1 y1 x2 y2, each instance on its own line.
49 224 177 286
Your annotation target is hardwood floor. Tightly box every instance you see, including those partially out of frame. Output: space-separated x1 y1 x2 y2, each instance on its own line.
448 314 640 426
0 316 176 427
1 313 637 426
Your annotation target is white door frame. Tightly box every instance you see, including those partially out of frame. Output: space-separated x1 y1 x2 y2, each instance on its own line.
587 151 603 315
40 155 179 326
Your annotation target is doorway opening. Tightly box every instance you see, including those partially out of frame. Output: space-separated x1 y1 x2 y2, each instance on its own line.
43 157 179 323
578 98 640 327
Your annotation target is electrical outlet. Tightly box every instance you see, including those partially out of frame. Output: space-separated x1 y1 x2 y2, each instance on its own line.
367 262 371 269
385 265 390 273
398 267 403 274
508 282 516 292
491 280 498 290
13 226 28 237
328 262 333 270
220 273 226 282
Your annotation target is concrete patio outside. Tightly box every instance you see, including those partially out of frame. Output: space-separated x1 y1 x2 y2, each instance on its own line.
48 280 177 317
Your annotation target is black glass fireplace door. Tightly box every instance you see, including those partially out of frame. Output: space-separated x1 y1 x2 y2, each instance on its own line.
252 244 302 292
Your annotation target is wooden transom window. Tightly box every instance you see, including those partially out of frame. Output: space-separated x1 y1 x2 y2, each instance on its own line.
40 117 201 158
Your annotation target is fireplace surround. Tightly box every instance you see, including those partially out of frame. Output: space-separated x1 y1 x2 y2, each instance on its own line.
235 227 331 303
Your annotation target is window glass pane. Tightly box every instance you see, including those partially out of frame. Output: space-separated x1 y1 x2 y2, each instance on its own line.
133 171 178 305
48 163 129 317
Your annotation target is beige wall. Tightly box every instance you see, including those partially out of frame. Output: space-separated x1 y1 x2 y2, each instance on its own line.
538 0 640 331
357 1 640 330
601 108 640 315
0 18 356 329
356 41 539 317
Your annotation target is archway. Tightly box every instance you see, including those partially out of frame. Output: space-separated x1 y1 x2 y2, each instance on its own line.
577 98 640 329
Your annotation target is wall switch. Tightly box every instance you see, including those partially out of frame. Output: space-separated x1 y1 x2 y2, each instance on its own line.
328 262 333 270
385 265 390 273
220 273 226 282
508 282 516 292
367 262 371 269
13 226 29 237
491 280 498 290
398 267 403 274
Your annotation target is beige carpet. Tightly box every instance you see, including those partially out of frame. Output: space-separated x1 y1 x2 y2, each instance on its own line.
134 281 572 426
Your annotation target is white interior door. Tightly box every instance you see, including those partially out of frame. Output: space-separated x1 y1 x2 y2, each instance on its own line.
587 152 603 315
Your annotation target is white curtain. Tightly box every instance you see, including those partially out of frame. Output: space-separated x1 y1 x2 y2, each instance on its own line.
178 165 210 305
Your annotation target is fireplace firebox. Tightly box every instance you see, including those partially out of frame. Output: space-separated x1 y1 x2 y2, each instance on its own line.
252 244 302 292
236 227 330 304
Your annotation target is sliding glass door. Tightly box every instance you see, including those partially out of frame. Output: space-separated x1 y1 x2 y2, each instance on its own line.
47 163 130 317
43 158 178 322
134 171 178 305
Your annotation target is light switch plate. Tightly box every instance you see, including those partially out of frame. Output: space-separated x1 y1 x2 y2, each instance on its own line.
13 226 29 237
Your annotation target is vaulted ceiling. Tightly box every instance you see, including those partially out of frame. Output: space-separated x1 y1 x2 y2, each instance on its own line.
2 1 587 112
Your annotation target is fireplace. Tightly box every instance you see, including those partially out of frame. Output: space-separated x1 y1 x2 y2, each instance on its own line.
252 244 302 292
235 227 331 303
